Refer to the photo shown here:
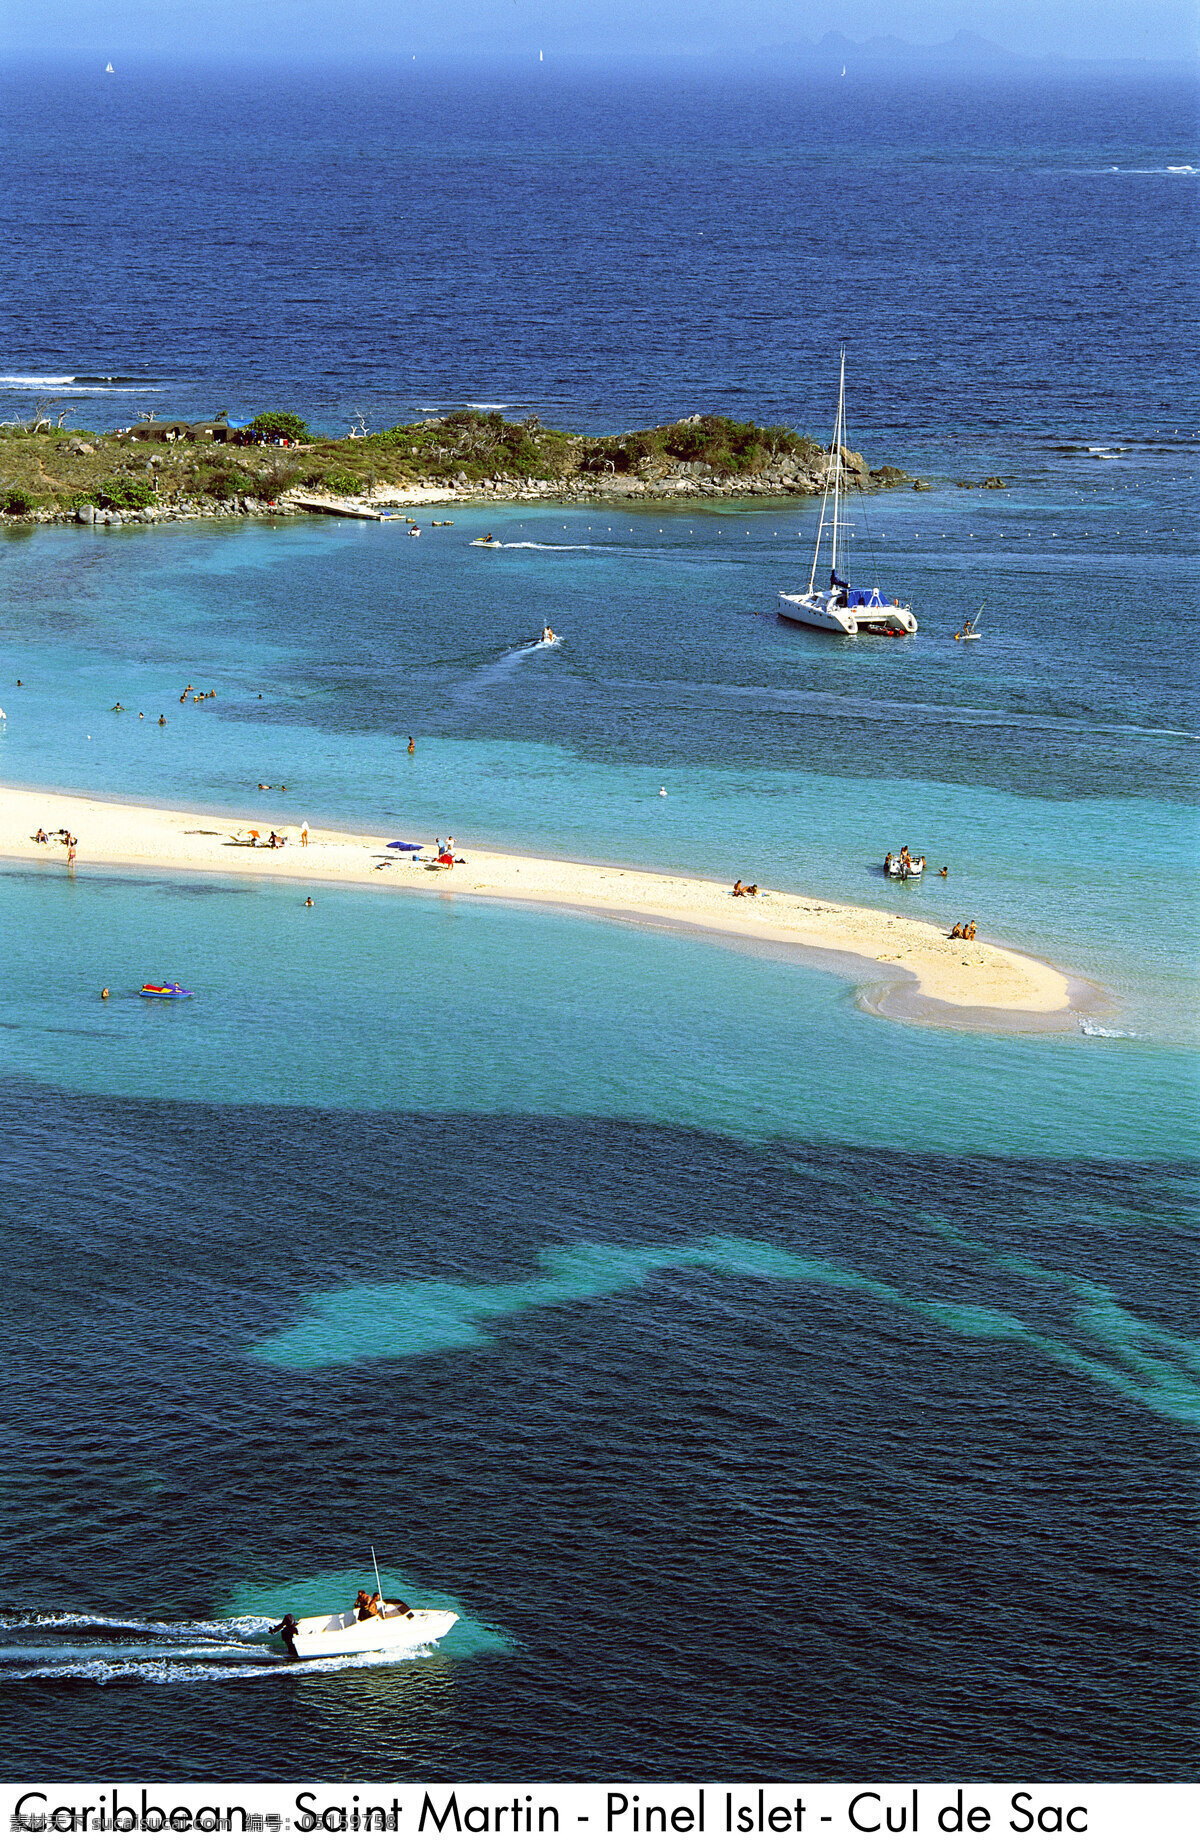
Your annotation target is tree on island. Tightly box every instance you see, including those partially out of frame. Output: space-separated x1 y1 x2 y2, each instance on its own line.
250 412 310 442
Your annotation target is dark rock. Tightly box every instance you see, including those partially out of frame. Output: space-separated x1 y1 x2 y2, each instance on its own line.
913 479 932 492
982 476 1008 489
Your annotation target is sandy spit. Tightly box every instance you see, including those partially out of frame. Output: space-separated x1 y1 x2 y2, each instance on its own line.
1 783 1079 1028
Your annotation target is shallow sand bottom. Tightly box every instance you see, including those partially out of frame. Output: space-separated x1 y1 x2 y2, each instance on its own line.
1 784 1085 1031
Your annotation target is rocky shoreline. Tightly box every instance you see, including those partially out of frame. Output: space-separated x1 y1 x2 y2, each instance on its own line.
5 449 924 528
1 405 1010 527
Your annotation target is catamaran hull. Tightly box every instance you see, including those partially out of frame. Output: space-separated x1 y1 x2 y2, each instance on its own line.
778 592 917 636
270 1607 458 1662
779 592 858 634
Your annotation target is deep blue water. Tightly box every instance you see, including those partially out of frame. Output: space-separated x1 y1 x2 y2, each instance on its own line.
1 62 1196 449
0 61 1197 1784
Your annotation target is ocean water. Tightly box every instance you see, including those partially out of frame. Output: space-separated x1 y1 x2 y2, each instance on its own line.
0 61 1197 1783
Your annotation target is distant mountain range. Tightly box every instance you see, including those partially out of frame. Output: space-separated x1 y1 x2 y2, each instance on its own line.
755 30 1173 70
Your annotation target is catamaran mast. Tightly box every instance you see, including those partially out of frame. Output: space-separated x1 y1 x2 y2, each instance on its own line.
830 348 846 584
807 346 847 597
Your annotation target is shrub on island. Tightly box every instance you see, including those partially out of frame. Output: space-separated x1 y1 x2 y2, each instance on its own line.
310 466 365 496
580 415 820 477
93 478 156 510
198 463 255 499
371 409 573 481
249 411 311 443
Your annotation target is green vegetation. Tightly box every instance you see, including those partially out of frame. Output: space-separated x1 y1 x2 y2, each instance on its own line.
369 409 575 480
250 411 310 442
194 460 255 500
0 406 842 519
313 465 365 496
580 415 819 477
94 477 156 510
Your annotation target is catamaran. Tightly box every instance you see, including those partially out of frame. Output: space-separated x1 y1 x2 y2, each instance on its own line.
779 351 917 637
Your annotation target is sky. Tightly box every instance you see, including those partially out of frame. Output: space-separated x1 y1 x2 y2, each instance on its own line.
3 1 1196 64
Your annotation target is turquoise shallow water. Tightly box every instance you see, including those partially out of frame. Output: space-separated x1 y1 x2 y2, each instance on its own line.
1 484 1196 1041
0 860 1193 1160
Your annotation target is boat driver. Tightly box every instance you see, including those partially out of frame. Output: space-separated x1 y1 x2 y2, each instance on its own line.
354 1591 382 1621
270 1612 300 1658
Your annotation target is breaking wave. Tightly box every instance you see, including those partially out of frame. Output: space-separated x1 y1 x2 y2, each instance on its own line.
0 373 158 388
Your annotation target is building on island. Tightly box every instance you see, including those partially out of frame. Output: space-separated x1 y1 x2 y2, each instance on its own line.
122 415 238 444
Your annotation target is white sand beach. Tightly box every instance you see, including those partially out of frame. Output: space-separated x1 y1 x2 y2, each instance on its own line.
1 783 1082 1028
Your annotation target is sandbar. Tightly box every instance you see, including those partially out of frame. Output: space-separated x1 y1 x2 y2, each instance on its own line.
0 783 1082 1029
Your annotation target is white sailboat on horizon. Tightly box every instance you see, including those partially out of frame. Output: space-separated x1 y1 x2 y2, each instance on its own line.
778 349 917 637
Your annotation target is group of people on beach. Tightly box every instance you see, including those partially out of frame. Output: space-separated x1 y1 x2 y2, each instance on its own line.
949 919 977 940
731 879 760 897
32 826 77 865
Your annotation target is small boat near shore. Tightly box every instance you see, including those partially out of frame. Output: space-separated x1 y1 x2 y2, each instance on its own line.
884 852 925 880
779 350 917 637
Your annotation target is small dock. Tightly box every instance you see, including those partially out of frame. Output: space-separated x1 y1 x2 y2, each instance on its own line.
287 495 382 521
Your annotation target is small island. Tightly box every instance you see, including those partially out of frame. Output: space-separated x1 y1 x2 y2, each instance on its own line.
0 406 914 525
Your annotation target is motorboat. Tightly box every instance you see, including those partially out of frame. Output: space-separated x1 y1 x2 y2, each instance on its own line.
268 1600 458 1662
470 535 502 547
779 350 917 637
140 982 192 997
884 852 925 880
266 1551 459 1663
539 626 557 644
